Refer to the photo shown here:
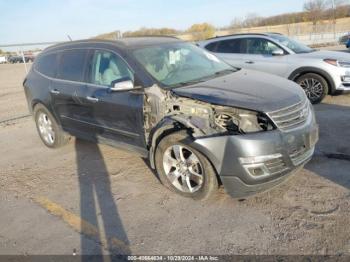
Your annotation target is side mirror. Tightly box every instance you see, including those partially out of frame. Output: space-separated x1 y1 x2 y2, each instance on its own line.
272 49 284 56
110 79 134 92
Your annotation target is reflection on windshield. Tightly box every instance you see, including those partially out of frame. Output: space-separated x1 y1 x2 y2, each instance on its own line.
133 43 236 88
270 35 314 54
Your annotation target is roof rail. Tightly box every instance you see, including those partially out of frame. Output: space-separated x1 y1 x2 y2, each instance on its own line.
205 32 283 41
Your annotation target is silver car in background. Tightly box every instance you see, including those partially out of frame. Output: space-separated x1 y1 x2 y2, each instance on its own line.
198 33 350 104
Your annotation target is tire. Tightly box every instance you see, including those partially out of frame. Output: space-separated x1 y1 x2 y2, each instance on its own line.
155 131 218 200
33 104 70 148
296 73 328 104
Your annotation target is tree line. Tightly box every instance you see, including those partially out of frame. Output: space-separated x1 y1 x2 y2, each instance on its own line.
229 0 350 29
94 0 350 41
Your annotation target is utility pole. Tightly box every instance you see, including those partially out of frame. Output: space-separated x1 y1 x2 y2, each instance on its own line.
332 0 336 39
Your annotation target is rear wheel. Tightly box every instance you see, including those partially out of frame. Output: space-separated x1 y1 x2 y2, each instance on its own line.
155 131 218 200
296 73 328 104
34 104 70 148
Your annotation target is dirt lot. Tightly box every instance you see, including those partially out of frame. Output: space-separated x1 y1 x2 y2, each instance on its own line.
1 48 350 256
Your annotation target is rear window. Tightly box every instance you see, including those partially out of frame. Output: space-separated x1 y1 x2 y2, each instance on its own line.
57 49 87 82
35 53 58 78
215 39 242 53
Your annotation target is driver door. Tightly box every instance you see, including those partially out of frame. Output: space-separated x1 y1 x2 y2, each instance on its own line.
239 37 290 77
77 49 146 150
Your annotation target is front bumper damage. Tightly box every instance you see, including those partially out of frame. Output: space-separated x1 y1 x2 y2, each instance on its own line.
189 113 319 198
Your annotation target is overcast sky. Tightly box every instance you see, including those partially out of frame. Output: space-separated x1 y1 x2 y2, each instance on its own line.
1 0 307 44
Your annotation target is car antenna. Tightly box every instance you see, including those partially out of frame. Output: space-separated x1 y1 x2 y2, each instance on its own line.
67 35 73 41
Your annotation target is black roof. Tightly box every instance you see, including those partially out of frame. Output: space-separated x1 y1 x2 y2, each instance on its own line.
44 36 183 53
118 36 182 48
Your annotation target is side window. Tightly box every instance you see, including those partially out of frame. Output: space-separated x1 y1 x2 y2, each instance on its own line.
35 53 58 77
57 49 87 82
246 38 281 55
89 50 134 87
205 42 218 52
215 39 242 53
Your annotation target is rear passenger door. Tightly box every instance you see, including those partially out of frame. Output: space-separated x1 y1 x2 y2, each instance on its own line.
50 49 88 133
205 38 246 68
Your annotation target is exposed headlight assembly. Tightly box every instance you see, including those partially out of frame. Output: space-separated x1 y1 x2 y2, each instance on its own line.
324 59 350 68
214 108 274 134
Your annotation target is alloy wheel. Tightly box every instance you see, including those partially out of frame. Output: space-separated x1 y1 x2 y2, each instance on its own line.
37 112 55 145
162 145 204 193
299 78 324 101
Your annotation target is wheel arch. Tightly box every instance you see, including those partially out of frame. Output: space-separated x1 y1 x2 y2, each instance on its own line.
147 116 222 185
288 66 336 94
148 117 194 169
32 100 62 126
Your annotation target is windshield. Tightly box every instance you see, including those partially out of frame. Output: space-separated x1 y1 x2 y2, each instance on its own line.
269 34 315 54
132 42 236 88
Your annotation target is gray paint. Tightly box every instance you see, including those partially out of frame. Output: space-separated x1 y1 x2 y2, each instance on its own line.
172 69 306 112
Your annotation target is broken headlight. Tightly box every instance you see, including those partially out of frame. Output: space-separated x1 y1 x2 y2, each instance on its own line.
214 109 274 134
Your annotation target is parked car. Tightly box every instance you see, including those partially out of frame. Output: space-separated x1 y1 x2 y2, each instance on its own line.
7 54 34 63
8 55 23 63
346 38 350 49
23 37 318 199
24 54 35 62
339 34 350 46
197 33 350 104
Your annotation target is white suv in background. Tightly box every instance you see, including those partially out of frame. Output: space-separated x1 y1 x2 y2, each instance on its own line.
198 33 350 104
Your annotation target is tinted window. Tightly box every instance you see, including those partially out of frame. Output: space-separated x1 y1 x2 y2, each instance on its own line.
35 53 58 77
246 38 281 55
205 42 218 52
216 39 242 53
89 50 134 87
58 49 87 82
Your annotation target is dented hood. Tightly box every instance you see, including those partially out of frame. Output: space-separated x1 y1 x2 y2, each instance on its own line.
171 69 306 112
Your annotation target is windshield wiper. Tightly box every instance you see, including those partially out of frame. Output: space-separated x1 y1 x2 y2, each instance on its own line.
214 68 236 76
169 79 207 88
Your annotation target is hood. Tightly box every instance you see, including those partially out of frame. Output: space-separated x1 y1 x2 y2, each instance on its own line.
171 69 306 112
297 50 350 61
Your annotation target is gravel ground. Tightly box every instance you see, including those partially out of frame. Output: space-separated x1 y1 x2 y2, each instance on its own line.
0 47 350 256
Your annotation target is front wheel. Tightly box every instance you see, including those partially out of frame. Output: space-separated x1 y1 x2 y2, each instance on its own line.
155 131 218 200
296 73 328 104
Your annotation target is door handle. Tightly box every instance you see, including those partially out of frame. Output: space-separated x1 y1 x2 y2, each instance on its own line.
50 89 60 95
86 96 99 103
245 60 255 64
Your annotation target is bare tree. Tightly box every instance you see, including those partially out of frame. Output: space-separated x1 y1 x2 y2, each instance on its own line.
230 17 244 29
304 0 329 25
243 13 263 27
333 0 350 18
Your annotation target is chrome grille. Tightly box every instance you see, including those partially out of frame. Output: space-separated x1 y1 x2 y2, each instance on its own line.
290 146 314 166
264 157 289 175
267 100 309 131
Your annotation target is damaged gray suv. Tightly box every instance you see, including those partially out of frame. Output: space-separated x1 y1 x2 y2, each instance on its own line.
24 37 319 200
